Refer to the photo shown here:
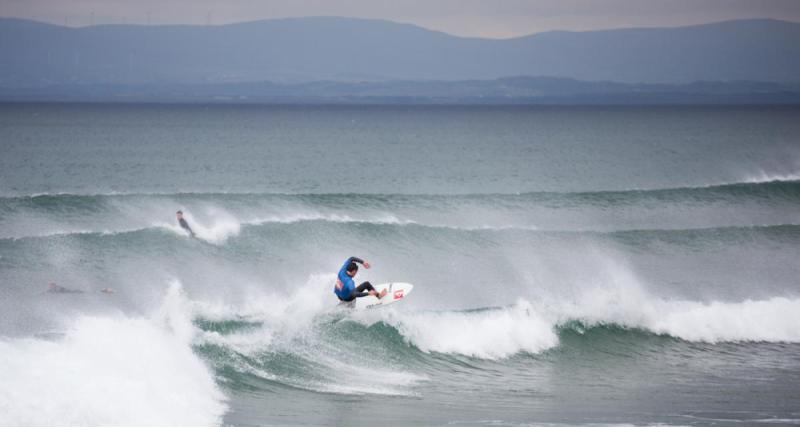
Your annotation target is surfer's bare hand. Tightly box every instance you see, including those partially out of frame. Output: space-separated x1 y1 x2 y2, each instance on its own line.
363 261 371 269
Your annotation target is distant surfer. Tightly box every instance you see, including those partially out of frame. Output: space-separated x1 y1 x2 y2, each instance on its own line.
46 282 114 294
46 282 83 293
176 210 195 237
334 257 387 302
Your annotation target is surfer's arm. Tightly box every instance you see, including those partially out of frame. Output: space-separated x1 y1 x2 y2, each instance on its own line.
338 257 370 280
345 257 370 269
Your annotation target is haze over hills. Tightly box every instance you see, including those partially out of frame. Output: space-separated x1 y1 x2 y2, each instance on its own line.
2 17 800 86
1 16 799 103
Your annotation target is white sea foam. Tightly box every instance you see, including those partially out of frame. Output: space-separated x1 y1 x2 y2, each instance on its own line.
540 259 800 344
649 297 800 342
742 170 800 184
159 208 241 244
0 282 227 427
249 212 413 225
371 300 558 359
318 369 427 396
192 273 334 327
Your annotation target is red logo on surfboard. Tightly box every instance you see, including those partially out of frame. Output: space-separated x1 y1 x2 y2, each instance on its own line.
393 289 404 300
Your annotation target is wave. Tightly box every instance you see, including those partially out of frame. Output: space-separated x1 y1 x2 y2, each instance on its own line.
601 223 800 249
528 179 800 206
0 214 412 242
363 297 800 360
4 221 799 256
190 275 429 396
0 282 227 427
183 290 800 402
375 301 559 359
189 273 800 369
2 177 800 203
2 179 798 241
153 210 241 245
647 297 800 342
743 171 800 184
8 275 798 419
248 212 414 226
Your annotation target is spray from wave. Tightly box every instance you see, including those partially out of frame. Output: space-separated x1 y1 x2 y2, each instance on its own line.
0 282 227 427
743 170 800 184
191 274 429 396
157 208 241 244
378 300 558 359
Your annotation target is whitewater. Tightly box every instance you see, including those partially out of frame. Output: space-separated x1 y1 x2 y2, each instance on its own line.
1 103 799 426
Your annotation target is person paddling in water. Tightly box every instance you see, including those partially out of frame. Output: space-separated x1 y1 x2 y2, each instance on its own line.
334 257 387 302
46 282 83 293
176 210 195 237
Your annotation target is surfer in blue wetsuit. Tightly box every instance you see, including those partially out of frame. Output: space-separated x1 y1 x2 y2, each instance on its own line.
334 257 387 302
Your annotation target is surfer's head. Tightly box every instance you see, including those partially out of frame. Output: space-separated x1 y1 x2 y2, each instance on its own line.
176 210 183 219
346 262 359 276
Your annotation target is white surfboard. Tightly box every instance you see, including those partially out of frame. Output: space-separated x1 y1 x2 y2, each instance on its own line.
338 282 414 310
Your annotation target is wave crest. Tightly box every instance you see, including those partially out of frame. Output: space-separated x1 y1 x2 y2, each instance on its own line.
379 301 558 359
0 282 227 427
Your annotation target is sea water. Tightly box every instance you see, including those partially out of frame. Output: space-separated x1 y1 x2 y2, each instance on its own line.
1 103 799 426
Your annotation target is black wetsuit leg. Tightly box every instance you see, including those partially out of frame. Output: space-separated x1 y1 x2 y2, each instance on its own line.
352 281 375 298
337 282 376 302
179 218 195 236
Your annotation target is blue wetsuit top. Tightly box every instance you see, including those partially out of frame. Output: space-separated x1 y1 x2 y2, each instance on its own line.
334 256 363 299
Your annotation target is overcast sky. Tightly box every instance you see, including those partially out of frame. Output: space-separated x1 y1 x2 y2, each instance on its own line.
2 0 799 38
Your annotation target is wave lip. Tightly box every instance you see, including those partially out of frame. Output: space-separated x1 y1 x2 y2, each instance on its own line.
550 284 800 345
382 300 559 359
651 297 800 343
742 171 800 184
1 174 799 201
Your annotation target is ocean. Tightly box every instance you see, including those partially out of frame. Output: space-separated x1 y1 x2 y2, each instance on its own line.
1 103 799 426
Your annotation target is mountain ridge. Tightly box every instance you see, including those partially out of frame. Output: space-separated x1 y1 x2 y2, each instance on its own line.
1 17 799 86
2 16 795 38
